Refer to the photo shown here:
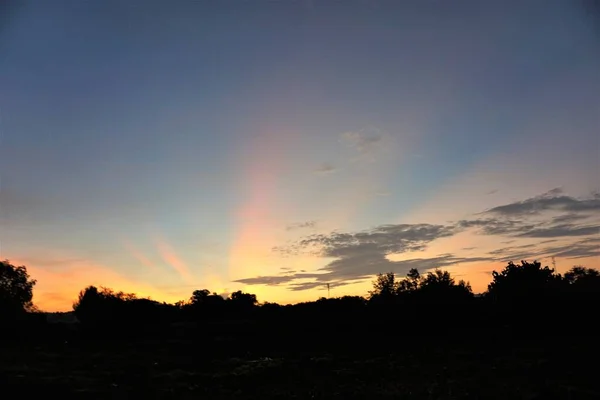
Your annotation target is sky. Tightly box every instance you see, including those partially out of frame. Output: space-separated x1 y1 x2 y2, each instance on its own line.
1 0 599 312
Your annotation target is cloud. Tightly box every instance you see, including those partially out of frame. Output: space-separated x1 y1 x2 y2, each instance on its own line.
234 274 297 286
338 128 391 162
240 223 458 288
456 218 534 236
285 221 317 231
536 238 600 259
276 224 456 258
340 131 383 154
234 252 493 290
314 163 336 174
463 219 600 238
484 189 600 216
389 255 495 271
237 188 600 292
460 189 599 239
551 213 591 224
287 280 356 292
487 243 541 260
515 224 600 238
488 236 600 262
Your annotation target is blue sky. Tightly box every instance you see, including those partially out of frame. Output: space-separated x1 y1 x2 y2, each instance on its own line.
1 0 598 311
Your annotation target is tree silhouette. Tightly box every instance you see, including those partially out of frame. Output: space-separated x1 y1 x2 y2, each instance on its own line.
229 290 258 306
414 269 473 311
564 266 600 291
368 272 399 300
487 260 562 305
397 268 421 293
190 289 211 306
228 290 258 315
419 269 472 292
562 265 600 327
485 260 566 329
0 260 37 318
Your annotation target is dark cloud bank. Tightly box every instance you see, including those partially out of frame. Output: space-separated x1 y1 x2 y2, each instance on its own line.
235 189 600 291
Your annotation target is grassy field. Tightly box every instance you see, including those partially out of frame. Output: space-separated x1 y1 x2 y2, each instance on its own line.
2 332 598 399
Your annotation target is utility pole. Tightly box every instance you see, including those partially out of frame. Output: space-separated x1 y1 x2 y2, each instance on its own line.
326 283 330 298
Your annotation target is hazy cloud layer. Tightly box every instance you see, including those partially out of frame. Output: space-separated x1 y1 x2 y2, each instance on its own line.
235 189 600 291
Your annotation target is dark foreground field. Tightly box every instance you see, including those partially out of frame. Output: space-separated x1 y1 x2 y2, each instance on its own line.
2 331 598 399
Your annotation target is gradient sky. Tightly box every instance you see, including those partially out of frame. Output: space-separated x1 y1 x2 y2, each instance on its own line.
1 0 599 311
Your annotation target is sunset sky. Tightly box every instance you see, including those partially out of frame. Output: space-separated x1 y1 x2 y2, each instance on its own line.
1 1 598 312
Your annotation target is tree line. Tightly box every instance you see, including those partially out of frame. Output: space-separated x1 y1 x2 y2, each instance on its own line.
1 259 599 342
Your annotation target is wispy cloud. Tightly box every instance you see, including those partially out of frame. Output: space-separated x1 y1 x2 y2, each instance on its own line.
339 128 390 162
314 163 337 174
286 221 317 231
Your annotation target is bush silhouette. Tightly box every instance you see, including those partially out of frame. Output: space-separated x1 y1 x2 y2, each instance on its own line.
73 285 170 337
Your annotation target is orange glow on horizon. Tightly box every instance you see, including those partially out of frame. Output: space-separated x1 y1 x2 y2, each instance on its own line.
10 255 187 312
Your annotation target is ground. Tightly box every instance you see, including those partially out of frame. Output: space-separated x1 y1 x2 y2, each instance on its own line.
1 332 598 399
